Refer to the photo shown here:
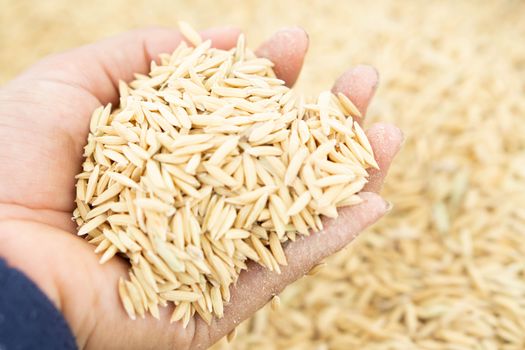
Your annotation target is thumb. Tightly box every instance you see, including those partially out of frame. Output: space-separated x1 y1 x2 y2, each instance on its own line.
11 26 241 106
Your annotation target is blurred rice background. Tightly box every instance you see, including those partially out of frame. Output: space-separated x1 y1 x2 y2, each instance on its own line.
2 0 525 349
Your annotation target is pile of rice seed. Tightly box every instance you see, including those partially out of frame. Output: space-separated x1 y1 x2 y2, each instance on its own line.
73 22 377 326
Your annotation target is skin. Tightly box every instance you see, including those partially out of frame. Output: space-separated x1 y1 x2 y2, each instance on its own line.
0 26 403 349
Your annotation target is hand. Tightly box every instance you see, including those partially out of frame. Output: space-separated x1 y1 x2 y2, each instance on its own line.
0 26 402 349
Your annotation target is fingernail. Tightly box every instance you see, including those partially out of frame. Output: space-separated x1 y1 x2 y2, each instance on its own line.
277 26 307 35
353 65 379 87
203 25 241 32
275 27 309 53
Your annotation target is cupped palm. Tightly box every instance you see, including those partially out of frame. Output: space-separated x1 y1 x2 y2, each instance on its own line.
0 26 402 350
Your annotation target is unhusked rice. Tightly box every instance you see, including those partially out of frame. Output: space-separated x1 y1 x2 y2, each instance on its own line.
73 22 377 325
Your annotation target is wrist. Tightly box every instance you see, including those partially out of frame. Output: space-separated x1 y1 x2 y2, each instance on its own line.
0 254 77 349
0 219 89 347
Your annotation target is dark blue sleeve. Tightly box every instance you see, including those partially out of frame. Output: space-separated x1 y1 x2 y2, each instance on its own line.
0 258 77 350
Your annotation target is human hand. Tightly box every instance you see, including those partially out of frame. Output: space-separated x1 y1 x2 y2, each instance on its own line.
0 26 402 349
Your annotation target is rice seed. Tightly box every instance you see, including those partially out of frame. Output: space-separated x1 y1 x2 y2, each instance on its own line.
103 228 127 252
226 327 237 343
89 106 104 134
118 231 141 253
208 137 240 165
171 143 214 156
127 225 153 251
103 149 129 165
161 290 202 302
270 194 289 224
94 238 111 253
203 163 239 187
315 174 355 187
170 302 190 323
179 21 202 46
148 300 160 320
225 186 276 204
271 295 281 311
210 254 232 286
78 214 107 236
318 91 332 135
211 286 224 318
336 194 363 207
269 233 287 265
170 134 214 149
122 146 144 167
269 203 286 238
112 121 140 143
138 255 159 293
119 278 136 320
284 146 309 185
242 153 257 190
249 120 275 142
310 139 336 161
75 22 376 327
251 236 274 270
337 92 362 118
213 86 249 98
128 142 150 160
85 164 100 203
134 198 174 213
326 118 355 135
246 146 283 157
287 192 312 216
205 196 225 232
99 245 118 264
124 280 145 318
107 214 135 227
184 153 201 175
243 192 270 228
224 229 251 239
107 171 140 190
155 241 185 272
307 262 327 276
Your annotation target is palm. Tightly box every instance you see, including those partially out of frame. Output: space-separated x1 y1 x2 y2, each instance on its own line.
0 27 401 350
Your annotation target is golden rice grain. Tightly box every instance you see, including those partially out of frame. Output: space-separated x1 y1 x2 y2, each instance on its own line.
307 262 327 276
271 295 281 311
226 327 237 343
287 192 312 216
161 290 202 302
284 146 309 185
77 214 107 236
178 21 202 47
99 245 118 264
119 277 136 320
337 92 362 119
74 23 375 326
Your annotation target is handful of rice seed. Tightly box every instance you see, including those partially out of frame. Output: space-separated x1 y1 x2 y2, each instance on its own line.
73 22 378 326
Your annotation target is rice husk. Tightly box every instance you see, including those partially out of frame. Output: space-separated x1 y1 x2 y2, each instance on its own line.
73 23 376 325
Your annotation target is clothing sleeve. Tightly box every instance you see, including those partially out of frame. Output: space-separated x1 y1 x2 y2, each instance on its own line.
0 258 77 350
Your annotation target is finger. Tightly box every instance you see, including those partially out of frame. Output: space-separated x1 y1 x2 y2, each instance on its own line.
17 26 241 105
0 203 76 233
256 27 309 87
332 64 379 123
190 192 389 349
362 123 404 193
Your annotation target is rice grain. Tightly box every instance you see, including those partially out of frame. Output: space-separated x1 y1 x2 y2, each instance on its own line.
74 23 375 326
